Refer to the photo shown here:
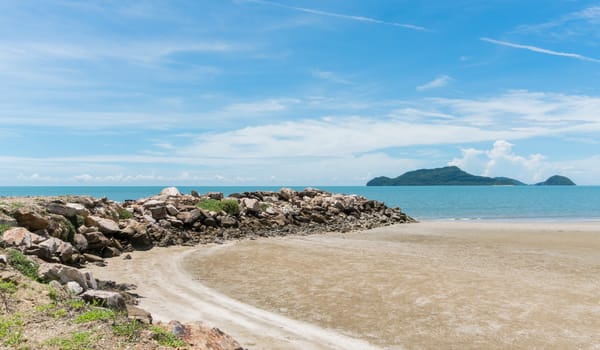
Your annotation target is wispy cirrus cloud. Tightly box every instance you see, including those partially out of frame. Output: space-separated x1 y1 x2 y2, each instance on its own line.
481 37 600 63
416 75 452 91
514 5 600 39
241 0 429 31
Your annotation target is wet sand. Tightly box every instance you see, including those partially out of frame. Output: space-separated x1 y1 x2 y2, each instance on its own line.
184 221 600 349
88 221 600 349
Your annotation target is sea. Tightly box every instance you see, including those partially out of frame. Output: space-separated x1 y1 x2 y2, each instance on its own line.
1 186 599 222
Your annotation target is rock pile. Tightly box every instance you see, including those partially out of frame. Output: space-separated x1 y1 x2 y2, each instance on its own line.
1 187 413 268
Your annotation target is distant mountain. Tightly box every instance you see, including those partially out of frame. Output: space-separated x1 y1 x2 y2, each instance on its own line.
367 166 526 186
367 166 576 186
535 175 576 186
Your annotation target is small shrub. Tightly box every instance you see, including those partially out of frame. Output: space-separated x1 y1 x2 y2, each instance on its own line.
222 199 240 216
48 285 59 301
75 308 115 323
118 209 133 220
150 325 185 347
7 250 39 281
196 199 224 212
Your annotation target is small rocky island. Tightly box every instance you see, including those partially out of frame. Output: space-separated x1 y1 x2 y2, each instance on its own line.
367 166 576 186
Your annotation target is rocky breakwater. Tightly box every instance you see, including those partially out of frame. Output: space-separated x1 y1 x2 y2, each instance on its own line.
1 187 413 266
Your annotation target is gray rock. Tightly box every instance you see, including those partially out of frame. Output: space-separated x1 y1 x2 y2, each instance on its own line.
73 234 88 251
81 290 126 311
38 263 95 290
241 198 260 213
66 281 83 295
207 192 224 200
219 215 238 228
83 253 104 263
166 204 179 216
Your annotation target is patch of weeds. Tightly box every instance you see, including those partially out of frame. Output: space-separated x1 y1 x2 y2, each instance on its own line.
0 281 17 312
7 250 39 281
48 285 59 302
75 307 115 323
118 209 133 220
0 313 24 347
51 307 68 319
46 331 95 350
0 281 16 294
260 203 270 211
0 224 12 235
66 298 86 310
150 325 185 347
112 319 143 341
34 303 56 313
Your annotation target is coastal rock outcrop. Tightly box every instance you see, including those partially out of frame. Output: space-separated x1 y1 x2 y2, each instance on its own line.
1 188 413 265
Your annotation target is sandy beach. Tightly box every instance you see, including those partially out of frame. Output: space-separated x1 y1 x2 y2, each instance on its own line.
87 221 600 349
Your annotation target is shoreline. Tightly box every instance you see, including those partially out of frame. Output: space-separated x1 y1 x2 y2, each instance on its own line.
86 220 600 349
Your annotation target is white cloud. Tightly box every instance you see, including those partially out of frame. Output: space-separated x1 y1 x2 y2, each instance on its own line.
481 37 600 63
416 75 452 91
242 0 429 31
449 140 548 183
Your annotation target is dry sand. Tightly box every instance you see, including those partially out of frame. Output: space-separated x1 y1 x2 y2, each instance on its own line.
87 221 600 349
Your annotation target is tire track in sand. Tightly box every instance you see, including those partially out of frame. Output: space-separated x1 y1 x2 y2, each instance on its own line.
86 244 385 350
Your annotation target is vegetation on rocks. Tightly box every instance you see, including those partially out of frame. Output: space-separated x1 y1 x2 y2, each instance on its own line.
7 250 39 281
197 198 240 215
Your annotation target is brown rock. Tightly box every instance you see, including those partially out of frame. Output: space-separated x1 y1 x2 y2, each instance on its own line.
14 209 49 231
1 227 43 249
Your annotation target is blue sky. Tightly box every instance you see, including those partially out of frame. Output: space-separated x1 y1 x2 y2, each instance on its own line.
1 0 599 185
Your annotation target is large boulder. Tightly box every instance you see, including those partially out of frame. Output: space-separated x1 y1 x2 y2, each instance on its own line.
1 227 43 249
47 203 78 217
81 290 126 311
83 231 110 250
160 187 181 197
38 263 96 290
13 209 49 231
240 198 260 213
85 216 120 235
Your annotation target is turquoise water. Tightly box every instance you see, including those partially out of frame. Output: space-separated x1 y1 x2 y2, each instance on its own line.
1 186 599 221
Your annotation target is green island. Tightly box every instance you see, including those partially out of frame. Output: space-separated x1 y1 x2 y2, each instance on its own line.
367 166 576 186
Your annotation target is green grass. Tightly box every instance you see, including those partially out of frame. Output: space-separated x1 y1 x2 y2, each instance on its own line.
118 209 133 220
0 313 25 347
150 325 185 347
75 308 115 324
7 250 39 281
112 319 143 341
0 223 12 235
0 281 17 294
197 198 240 215
46 331 95 350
